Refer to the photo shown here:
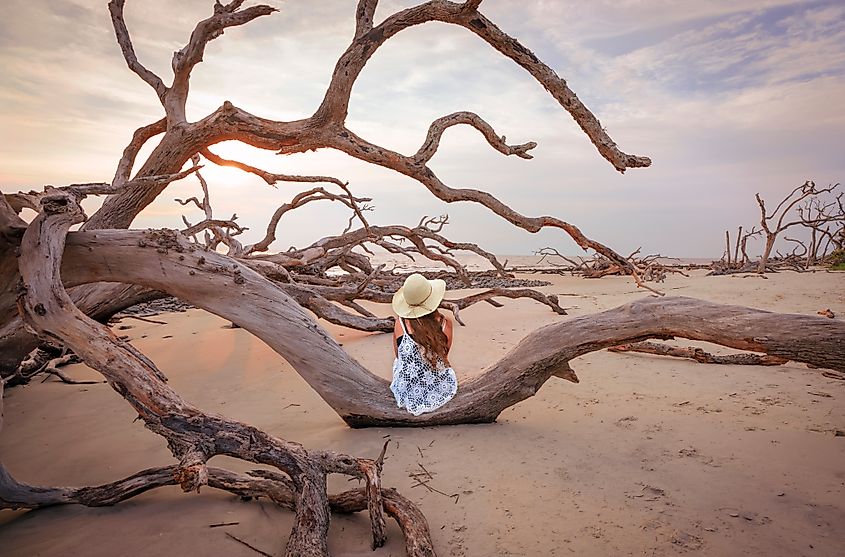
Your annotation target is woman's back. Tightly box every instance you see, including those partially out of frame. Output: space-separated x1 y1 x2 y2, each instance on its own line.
389 274 458 415
391 317 457 415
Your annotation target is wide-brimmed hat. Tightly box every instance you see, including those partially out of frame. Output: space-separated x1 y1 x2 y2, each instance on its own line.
392 273 446 319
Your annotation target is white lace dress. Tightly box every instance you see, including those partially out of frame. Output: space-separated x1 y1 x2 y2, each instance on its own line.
390 318 458 416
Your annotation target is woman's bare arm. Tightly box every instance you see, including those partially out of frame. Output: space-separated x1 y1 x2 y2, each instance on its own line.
393 317 402 358
443 315 453 352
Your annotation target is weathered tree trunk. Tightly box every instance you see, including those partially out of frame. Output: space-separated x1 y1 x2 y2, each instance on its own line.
725 230 731 266
758 233 777 273
0 283 167 378
733 226 742 265
52 227 845 428
4 4 843 553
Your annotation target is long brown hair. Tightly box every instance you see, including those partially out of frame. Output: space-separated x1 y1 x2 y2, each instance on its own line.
406 311 450 368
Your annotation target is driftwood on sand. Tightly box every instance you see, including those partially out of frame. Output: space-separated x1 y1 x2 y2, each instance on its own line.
1 0 651 553
608 341 789 366
3 192 436 557
519 246 690 287
10 192 845 430
2 2 844 556
3 190 844 557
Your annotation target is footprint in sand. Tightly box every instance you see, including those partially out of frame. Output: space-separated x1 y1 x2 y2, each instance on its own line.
678 446 721 467
628 484 667 502
671 530 705 551
615 415 639 429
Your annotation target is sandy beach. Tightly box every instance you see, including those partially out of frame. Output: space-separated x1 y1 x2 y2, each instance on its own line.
1 268 843 556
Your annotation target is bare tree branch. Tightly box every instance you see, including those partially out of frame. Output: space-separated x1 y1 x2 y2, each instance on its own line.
108 0 167 100
331 126 637 274
413 111 536 164
167 2 277 121
354 0 379 38
315 1 650 172
111 118 167 188
245 187 373 255
199 147 348 188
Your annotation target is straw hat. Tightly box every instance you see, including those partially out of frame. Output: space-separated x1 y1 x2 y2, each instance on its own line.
392 273 447 319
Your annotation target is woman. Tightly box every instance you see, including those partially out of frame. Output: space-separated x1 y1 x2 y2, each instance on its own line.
390 273 457 415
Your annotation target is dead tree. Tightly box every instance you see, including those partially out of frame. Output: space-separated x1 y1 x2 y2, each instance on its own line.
3 191 438 556
722 226 745 268
754 181 841 273
0 0 655 376
3 168 845 557
3 3 844 555
796 192 845 267
712 182 843 275
709 226 762 275
10 191 842 428
1 1 653 553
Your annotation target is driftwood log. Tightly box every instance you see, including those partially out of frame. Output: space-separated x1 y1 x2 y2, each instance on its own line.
527 246 687 287
3 2 845 555
30 193 845 428
608 341 789 366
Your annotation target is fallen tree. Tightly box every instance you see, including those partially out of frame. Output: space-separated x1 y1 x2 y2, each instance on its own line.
3 192 844 555
1 1 655 553
521 246 689 287
10 191 845 428
4 2 844 556
608 341 789 366
3 191 436 557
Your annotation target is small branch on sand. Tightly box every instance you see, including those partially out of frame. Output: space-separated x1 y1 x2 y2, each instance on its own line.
122 314 168 325
409 464 459 503
225 532 275 557
209 521 240 528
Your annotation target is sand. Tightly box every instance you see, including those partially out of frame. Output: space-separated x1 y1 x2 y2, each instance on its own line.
1 269 844 556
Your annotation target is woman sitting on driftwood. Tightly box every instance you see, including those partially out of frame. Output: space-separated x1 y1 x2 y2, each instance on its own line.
390 273 457 415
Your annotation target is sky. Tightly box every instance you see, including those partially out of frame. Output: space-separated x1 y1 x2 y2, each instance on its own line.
1 0 844 257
